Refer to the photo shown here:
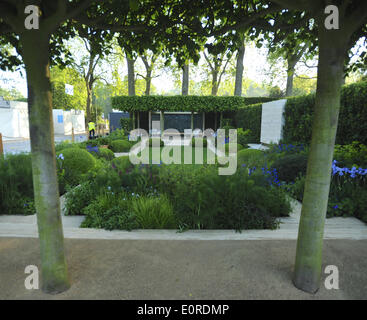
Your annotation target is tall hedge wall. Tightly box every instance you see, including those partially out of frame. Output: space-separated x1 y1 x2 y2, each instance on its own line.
283 81 367 145
234 103 262 143
111 95 274 112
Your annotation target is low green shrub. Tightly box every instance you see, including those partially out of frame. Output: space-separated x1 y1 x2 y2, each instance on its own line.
156 165 291 230
287 162 367 224
109 140 131 152
95 137 111 146
286 175 306 202
109 128 126 140
334 142 367 167
237 128 252 146
111 156 133 173
271 154 308 183
57 147 96 188
81 193 138 230
131 195 176 229
97 148 115 161
237 149 265 167
0 153 35 215
55 140 77 152
64 182 95 216
225 143 244 153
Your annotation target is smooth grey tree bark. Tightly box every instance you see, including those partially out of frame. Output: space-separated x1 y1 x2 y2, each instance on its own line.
182 63 189 95
234 41 245 96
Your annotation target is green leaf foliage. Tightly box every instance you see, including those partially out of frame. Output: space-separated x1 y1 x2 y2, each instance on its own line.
112 95 274 113
283 81 367 145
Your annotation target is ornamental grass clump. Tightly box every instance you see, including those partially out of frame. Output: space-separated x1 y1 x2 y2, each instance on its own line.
131 194 176 229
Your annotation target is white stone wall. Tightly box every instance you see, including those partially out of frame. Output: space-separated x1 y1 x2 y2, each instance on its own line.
260 99 287 144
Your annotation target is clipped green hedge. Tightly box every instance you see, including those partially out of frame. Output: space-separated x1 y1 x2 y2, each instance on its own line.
234 103 262 143
283 81 367 145
112 95 274 113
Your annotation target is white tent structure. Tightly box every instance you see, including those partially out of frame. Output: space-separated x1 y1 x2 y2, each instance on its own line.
0 97 85 139
52 109 86 135
0 97 29 139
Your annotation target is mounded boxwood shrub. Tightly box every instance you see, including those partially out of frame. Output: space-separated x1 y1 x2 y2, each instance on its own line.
57 147 96 186
237 149 265 167
109 139 131 152
97 148 115 161
271 153 308 183
225 143 244 153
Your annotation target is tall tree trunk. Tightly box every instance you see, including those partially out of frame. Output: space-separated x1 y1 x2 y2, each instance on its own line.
293 25 348 293
285 57 297 97
20 34 70 294
126 54 135 96
182 63 189 95
145 69 152 95
211 70 218 96
86 84 92 123
234 42 245 96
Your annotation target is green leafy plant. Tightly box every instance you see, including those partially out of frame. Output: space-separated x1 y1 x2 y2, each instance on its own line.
81 192 138 230
283 81 367 145
97 148 115 161
334 142 367 167
234 103 262 143
271 153 308 183
57 147 96 188
237 149 265 167
64 182 95 216
131 194 176 229
120 118 133 133
109 128 126 140
0 153 35 215
112 95 273 113
109 140 131 152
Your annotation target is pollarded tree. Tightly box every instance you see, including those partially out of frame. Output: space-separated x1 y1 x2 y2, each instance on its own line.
0 0 164 293
207 0 367 293
264 0 367 293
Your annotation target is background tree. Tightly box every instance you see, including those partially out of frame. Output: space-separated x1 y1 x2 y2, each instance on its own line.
50 66 87 110
203 42 234 96
0 0 163 293
264 0 367 293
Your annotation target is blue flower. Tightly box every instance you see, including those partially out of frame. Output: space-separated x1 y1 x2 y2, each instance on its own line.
58 153 64 160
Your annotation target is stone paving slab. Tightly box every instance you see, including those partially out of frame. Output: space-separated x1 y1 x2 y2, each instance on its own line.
1 201 366 240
